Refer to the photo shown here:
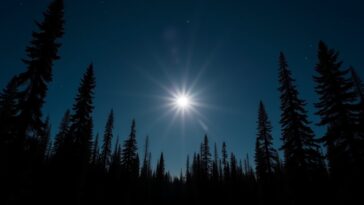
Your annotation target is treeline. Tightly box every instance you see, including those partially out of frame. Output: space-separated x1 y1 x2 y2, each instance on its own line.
1 0 364 204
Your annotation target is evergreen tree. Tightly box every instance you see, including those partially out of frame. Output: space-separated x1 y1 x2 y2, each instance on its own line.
186 155 191 182
156 152 165 182
109 137 121 179
314 41 358 177
16 0 64 143
53 109 70 155
200 134 211 178
68 64 96 171
121 119 139 178
350 67 364 163
141 136 152 179
254 101 278 180
212 143 219 182
91 133 100 166
0 77 18 147
230 153 238 180
222 142 230 179
38 116 51 161
101 110 114 169
278 52 324 179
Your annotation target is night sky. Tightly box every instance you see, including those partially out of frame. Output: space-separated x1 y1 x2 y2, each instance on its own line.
1 0 364 175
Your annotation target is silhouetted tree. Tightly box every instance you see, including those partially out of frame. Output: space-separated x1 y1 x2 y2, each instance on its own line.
53 109 70 155
38 116 51 162
141 136 152 179
278 52 324 180
0 77 18 147
109 137 121 179
350 67 364 160
186 155 191 182
16 0 64 145
101 110 114 169
91 133 100 166
156 152 165 182
121 119 139 179
254 101 278 180
212 143 219 182
222 142 229 179
200 134 211 178
314 41 358 178
68 64 96 172
0 77 19 191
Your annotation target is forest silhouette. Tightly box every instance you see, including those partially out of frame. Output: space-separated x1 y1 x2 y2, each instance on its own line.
1 0 363 204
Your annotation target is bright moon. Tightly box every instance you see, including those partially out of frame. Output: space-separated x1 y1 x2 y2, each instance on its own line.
175 95 190 109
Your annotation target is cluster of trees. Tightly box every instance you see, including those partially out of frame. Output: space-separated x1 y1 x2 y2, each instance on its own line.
0 0 363 204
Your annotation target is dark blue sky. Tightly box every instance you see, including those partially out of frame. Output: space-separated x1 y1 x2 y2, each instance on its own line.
1 0 364 175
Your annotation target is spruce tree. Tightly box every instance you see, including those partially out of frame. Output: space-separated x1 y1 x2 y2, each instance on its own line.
212 143 219 182
109 137 121 179
141 136 152 179
68 64 96 171
0 77 19 181
101 110 114 169
53 109 70 155
91 133 100 166
0 77 18 147
222 142 230 179
156 152 165 182
314 41 357 177
121 119 139 178
254 101 278 180
200 134 211 178
16 0 64 142
278 52 324 179
350 67 364 163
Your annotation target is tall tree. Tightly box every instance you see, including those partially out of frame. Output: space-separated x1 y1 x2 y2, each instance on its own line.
314 41 358 177
109 137 121 179
222 142 229 179
141 136 152 179
68 64 96 171
211 143 219 182
350 67 364 163
278 52 324 179
16 0 64 143
200 134 211 178
91 133 100 166
156 152 165 182
121 119 139 178
0 77 18 147
254 101 278 180
38 116 51 161
0 77 19 182
101 110 114 169
53 109 71 155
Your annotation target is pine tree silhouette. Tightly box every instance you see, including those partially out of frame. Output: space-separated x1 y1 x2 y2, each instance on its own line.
121 119 139 179
16 0 64 144
211 143 219 182
254 101 278 180
314 41 357 179
222 142 230 179
278 52 324 180
200 134 211 178
141 136 152 179
156 152 165 182
91 133 100 166
68 64 96 173
53 110 70 155
0 77 18 147
101 110 114 170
